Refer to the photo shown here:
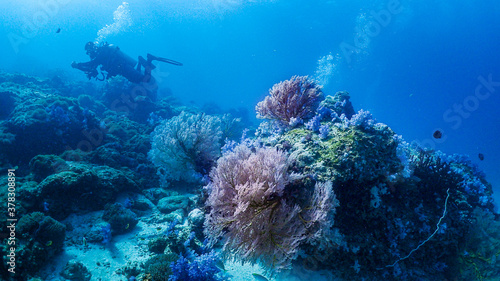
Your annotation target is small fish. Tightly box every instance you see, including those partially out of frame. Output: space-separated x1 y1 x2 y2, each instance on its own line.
252 273 269 281
125 223 130 230
83 237 87 247
478 153 484 161
433 130 442 139
46 240 53 247
56 28 61 33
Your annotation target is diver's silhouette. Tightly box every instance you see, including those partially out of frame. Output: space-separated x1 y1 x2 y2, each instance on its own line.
71 42 182 83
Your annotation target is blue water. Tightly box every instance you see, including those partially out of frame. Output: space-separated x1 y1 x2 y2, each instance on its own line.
1 1 498 201
2 1 500 279
2 1 498 190
1 0 498 202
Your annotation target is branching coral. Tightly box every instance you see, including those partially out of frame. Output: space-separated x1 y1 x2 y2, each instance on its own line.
149 111 223 184
256 76 323 125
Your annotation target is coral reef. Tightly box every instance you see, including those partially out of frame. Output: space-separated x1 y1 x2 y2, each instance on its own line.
157 195 190 214
29 154 69 181
0 70 499 281
1 89 100 163
24 162 138 220
459 208 500 280
102 203 138 234
60 260 92 281
0 212 66 280
203 89 499 280
143 253 179 281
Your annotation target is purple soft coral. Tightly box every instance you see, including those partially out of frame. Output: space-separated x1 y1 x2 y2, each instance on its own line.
256 76 323 125
204 143 338 272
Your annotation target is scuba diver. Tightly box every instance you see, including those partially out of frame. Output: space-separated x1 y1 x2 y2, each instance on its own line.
71 41 182 83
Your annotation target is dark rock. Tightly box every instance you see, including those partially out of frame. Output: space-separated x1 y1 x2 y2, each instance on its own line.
31 163 138 219
143 188 171 204
132 198 152 211
29 154 69 181
8 212 66 278
102 203 138 234
144 253 179 280
148 237 169 254
60 260 91 281
0 91 15 119
157 195 189 214
188 208 205 238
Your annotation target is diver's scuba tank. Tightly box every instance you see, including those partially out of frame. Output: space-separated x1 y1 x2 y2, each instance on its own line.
107 44 137 67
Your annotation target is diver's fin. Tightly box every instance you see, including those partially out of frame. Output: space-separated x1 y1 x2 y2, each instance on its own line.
139 56 156 71
147 53 183 66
